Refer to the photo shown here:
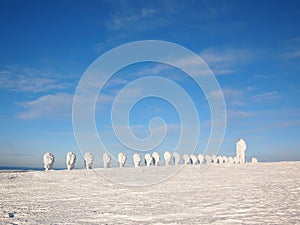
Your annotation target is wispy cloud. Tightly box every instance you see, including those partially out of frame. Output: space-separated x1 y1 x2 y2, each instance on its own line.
136 64 171 76
222 88 246 107
227 110 254 119
279 37 300 60
214 87 281 108
250 91 281 102
18 93 73 120
17 87 134 120
0 67 69 93
199 47 254 75
281 50 300 59
108 6 159 31
273 120 300 128
106 0 234 33
108 87 142 104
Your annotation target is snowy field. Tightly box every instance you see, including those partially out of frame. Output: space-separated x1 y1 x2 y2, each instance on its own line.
0 161 299 224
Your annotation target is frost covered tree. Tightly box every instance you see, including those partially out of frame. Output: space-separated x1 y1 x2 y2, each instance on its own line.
236 138 247 163
43 152 55 170
173 152 180 165
144 153 153 167
228 156 234 164
183 154 190 165
84 152 94 170
217 155 224 164
205 155 212 164
233 156 238 164
66 152 76 170
197 154 204 164
118 152 127 167
190 154 198 165
152 152 160 166
103 152 111 168
133 153 141 167
211 155 217 163
164 151 172 166
252 157 258 163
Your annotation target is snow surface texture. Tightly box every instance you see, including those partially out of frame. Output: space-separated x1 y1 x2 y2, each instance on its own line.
43 152 54 170
84 152 94 170
1 162 299 224
103 153 111 168
118 152 127 168
66 152 76 170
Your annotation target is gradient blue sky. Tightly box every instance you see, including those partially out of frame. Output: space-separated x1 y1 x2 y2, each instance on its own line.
0 0 300 168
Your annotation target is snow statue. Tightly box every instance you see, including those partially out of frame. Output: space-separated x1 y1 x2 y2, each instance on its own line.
164 151 172 166
43 152 55 170
228 156 234 164
217 155 224 164
252 157 258 163
133 153 141 167
236 138 247 163
118 152 127 167
205 155 212 164
66 152 76 170
198 154 204 164
211 155 217 163
183 154 190 165
173 152 180 165
103 152 111 168
84 152 94 170
190 154 198 165
144 153 153 167
222 156 228 164
152 152 160 166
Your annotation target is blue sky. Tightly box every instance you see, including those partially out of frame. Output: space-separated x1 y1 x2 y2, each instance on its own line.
0 0 300 168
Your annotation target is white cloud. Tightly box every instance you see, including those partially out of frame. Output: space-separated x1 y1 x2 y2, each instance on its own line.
227 110 254 119
199 47 254 75
273 120 300 128
109 87 142 104
137 64 171 76
250 91 280 102
280 37 300 60
281 50 300 59
222 88 246 107
109 7 158 30
213 87 281 108
18 93 73 119
0 67 69 93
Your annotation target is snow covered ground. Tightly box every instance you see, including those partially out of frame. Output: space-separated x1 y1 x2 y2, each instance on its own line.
0 161 299 224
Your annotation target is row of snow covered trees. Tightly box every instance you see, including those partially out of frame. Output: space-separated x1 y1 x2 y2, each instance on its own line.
43 151 248 171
